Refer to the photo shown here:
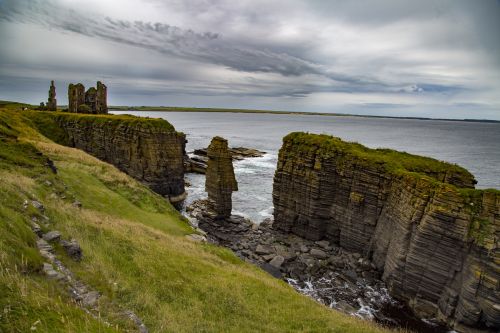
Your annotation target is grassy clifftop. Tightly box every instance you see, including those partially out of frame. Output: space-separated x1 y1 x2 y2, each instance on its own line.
283 132 477 187
0 104 391 332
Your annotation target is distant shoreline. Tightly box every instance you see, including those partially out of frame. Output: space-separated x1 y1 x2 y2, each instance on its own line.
109 106 500 124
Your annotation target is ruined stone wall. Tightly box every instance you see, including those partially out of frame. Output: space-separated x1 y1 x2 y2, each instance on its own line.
273 132 499 331
68 81 108 114
44 113 185 198
68 83 85 113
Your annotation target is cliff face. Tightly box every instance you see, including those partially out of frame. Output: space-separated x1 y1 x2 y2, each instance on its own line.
273 132 499 331
35 113 186 199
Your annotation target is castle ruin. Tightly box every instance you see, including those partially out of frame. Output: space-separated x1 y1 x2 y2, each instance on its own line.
68 81 108 114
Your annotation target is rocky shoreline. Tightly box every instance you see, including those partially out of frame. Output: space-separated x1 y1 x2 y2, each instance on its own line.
186 199 450 333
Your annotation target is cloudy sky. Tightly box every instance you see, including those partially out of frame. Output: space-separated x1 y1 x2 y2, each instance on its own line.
1 0 499 119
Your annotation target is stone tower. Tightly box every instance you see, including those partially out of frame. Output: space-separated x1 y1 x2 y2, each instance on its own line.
47 80 57 111
205 136 238 219
68 83 85 113
96 81 107 114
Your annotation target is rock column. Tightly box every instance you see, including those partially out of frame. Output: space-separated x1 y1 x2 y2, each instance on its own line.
205 136 238 219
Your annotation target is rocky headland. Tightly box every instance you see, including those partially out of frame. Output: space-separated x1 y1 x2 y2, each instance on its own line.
272 132 499 332
32 112 187 202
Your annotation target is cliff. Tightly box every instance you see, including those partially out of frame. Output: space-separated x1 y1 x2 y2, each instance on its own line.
273 132 499 331
31 112 186 200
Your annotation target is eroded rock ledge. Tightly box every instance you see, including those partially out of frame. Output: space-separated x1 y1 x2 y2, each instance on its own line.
273 132 499 332
32 113 186 200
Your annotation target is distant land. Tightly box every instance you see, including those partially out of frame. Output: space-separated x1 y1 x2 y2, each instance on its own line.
1 101 498 123
109 105 500 123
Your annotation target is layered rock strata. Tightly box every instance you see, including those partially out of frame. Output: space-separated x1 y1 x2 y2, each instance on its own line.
205 136 238 219
273 132 499 331
37 113 185 200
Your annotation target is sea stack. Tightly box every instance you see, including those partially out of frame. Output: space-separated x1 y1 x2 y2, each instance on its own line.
47 80 57 111
205 136 238 219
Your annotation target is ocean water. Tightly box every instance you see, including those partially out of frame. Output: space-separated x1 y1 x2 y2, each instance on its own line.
112 111 500 223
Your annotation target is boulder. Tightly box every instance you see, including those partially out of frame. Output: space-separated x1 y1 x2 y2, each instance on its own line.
255 244 274 255
310 248 328 259
269 255 285 269
60 239 82 261
42 231 61 242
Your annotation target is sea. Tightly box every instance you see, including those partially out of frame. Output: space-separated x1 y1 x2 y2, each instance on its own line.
112 111 500 223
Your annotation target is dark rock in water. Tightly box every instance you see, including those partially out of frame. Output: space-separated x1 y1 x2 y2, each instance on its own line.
60 239 82 261
184 155 207 174
272 132 498 331
186 146 265 175
43 231 61 242
205 137 238 219
194 146 265 160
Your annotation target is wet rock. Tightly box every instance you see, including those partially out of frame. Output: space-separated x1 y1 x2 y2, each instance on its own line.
336 300 357 314
260 218 273 228
194 146 265 160
315 240 330 249
42 231 61 242
310 248 328 259
269 255 285 269
60 239 82 261
342 270 358 283
255 244 274 255
262 254 275 261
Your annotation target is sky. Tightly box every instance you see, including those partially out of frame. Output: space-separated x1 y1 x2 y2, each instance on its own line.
1 0 499 119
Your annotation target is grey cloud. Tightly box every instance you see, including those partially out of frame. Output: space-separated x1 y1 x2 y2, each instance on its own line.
0 0 432 94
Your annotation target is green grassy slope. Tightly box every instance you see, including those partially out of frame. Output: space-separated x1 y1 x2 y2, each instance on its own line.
0 103 394 332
